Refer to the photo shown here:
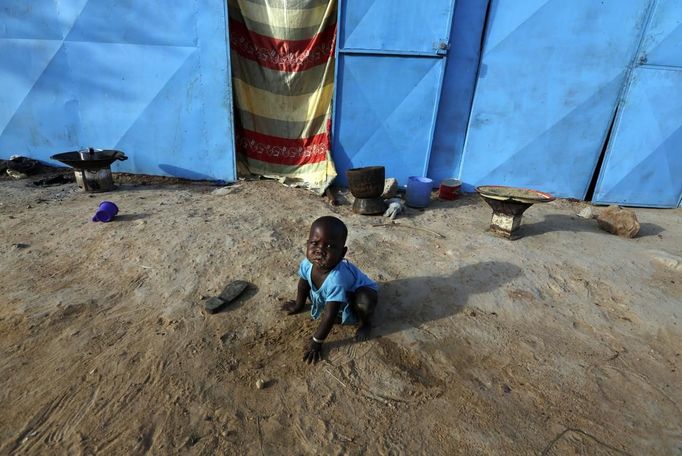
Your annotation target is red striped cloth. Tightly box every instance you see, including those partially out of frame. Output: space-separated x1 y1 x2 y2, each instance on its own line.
229 19 336 73
229 0 338 191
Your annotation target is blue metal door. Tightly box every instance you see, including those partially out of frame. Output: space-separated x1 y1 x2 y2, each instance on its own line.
593 0 682 208
458 0 651 198
0 0 236 181
332 0 456 185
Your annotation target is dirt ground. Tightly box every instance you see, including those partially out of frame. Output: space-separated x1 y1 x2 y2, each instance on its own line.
1 173 681 455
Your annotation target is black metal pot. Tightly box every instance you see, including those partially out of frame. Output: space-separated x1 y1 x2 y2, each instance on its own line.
50 148 127 192
51 148 127 171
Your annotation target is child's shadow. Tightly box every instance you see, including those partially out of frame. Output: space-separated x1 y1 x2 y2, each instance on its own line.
327 261 522 350
377 261 523 337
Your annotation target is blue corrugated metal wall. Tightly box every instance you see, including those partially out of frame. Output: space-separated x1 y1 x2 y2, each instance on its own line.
458 0 651 198
593 0 682 208
0 0 237 181
458 0 681 207
2 0 679 207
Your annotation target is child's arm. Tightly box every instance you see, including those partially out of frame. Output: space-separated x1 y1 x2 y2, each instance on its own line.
281 278 310 314
303 301 341 364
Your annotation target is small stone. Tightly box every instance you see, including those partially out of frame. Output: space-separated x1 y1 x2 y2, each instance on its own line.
256 379 266 390
577 206 594 219
596 205 640 238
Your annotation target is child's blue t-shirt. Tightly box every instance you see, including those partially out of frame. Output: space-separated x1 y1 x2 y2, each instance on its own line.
298 258 378 324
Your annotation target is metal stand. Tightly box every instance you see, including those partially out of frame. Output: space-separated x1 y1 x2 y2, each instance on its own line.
482 198 532 240
74 167 115 192
476 185 555 241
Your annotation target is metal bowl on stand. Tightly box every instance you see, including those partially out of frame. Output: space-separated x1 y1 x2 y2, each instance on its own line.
51 148 127 192
476 185 555 239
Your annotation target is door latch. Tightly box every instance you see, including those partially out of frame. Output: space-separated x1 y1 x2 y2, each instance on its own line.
435 40 449 56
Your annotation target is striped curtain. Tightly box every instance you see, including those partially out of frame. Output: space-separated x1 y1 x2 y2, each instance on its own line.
228 0 337 193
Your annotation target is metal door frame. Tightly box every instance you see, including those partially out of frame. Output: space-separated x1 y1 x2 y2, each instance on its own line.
331 0 457 180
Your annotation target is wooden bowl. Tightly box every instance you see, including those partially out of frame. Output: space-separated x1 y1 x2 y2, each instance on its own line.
346 166 385 198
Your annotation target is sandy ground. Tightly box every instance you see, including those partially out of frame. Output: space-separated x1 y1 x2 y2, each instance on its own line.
0 173 681 455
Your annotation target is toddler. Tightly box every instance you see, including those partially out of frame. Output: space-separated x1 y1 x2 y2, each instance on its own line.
282 216 378 364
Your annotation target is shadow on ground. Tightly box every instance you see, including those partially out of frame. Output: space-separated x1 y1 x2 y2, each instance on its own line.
521 214 665 239
115 213 149 222
376 261 523 337
520 214 602 237
637 222 665 237
325 261 523 351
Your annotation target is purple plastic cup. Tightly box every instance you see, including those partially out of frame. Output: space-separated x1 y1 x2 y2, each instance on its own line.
92 201 119 222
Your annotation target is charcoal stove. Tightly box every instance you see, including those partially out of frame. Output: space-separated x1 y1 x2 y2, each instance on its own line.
51 148 127 192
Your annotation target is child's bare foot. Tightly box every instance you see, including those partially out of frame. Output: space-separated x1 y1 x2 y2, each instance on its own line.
281 300 303 315
355 323 371 341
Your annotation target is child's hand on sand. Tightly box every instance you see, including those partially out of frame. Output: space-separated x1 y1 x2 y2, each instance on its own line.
281 300 303 315
303 339 322 364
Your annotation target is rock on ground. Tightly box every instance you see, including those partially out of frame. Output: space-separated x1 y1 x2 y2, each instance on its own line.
596 205 640 238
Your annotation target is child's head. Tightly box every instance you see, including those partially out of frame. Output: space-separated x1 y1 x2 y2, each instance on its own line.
306 216 348 271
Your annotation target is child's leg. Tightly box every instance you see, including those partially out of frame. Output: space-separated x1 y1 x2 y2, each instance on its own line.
349 286 377 341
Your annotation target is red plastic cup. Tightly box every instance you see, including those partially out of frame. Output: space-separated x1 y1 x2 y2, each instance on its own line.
439 179 462 200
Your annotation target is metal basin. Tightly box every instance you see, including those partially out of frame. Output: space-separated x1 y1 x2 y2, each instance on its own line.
476 185 555 204
51 148 127 171
476 185 555 239
50 148 127 192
